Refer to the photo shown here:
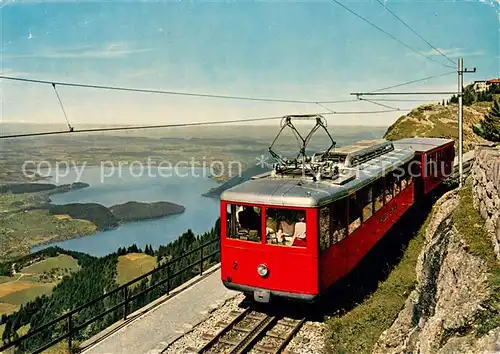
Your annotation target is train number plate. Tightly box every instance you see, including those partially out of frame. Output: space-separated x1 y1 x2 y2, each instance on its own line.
253 289 270 303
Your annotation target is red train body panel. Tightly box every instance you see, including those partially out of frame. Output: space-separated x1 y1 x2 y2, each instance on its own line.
220 137 455 303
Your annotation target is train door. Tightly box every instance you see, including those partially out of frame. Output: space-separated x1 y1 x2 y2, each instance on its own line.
318 197 349 291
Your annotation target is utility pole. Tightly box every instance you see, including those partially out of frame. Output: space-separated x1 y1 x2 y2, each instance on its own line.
458 58 464 188
457 57 476 188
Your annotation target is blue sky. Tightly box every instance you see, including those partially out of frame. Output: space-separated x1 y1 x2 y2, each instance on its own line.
1 0 499 127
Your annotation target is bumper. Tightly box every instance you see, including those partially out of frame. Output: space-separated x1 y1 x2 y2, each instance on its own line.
222 281 318 303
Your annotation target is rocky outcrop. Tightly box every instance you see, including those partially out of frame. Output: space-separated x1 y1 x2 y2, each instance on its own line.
373 190 497 354
472 146 500 260
109 201 185 222
384 103 490 153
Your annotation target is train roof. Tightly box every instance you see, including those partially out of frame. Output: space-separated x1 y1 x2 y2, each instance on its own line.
393 137 454 153
221 139 417 208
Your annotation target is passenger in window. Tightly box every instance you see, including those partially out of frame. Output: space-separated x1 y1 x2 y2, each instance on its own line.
238 206 260 230
277 217 295 243
292 213 306 247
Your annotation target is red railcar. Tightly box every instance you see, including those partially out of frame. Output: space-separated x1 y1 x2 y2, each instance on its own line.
220 135 454 303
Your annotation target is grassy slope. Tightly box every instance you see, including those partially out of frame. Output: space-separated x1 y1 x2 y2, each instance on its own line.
0 255 81 314
325 212 428 353
384 102 491 153
116 253 156 286
326 182 500 353
21 254 80 274
0 207 97 260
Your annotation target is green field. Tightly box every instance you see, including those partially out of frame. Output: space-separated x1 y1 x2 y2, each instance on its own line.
21 254 80 274
0 283 55 305
0 255 81 315
0 206 97 261
116 253 156 286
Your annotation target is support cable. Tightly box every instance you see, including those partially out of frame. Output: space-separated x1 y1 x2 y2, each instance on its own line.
370 71 455 93
0 108 411 139
331 0 455 69
1 75 352 106
375 0 456 66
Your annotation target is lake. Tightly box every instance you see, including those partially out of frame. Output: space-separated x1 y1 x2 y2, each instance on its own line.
31 166 220 257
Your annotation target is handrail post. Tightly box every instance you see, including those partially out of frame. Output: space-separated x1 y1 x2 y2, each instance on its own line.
123 287 128 321
166 263 170 295
200 245 204 276
67 314 72 352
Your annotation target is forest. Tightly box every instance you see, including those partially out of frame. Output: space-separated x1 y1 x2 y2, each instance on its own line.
0 218 220 353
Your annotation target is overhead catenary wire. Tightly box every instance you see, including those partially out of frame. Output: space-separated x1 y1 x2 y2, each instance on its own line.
331 0 455 69
375 0 456 66
0 75 355 105
52 83 73 131
357 98 400 110
370 71 456 93
358 98 440 102
0 108 411 139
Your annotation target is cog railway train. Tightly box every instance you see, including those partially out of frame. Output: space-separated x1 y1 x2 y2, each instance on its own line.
219 115 455 303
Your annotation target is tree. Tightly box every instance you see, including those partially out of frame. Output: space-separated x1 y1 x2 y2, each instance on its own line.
442 99 445 106
473 99 500 142
463 86 476 105
450 94 458 104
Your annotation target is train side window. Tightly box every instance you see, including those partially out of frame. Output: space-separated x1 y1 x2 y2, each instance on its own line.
265 208 306 247
393 170 402 196
331 198 347 244
400 164 408 190
348 193 362 235
385 173 394 203
227 204 261 242
373 178 384 212
319 206 330 251
361 185 373 222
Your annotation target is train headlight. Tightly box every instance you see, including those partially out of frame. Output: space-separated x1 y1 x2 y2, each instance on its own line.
257 264 268 277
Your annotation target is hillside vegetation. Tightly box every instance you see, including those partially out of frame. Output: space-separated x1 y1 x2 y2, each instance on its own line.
384 102 491 152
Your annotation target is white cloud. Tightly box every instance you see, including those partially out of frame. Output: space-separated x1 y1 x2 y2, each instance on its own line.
4 42 154 59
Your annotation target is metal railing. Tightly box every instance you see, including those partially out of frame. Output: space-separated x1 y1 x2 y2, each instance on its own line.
0 238 220 354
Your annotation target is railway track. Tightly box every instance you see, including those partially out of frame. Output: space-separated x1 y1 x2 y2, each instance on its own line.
192 307 305 354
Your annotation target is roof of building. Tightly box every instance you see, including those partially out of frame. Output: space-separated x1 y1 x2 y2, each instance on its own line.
487 78 500 84
393 137 454 153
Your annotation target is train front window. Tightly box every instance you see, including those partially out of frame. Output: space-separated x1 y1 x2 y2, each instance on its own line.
265 208 306 247
226 204 261 242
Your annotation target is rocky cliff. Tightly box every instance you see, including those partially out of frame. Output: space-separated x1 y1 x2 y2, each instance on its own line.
472 146 500 260
384 102 490 153
373 158 500 353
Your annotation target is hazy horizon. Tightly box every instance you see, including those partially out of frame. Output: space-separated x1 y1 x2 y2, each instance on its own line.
1 0 497 127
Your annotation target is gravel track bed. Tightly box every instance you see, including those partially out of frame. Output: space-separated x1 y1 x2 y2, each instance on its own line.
282 321 328 354
161 293 246 353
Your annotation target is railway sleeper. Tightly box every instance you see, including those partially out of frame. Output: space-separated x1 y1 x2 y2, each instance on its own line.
264 331 286 340
278 318 300 326
233 324 253 332
202 333 215 340
253 343 282 353
219 337 242 346
247 313 268 320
